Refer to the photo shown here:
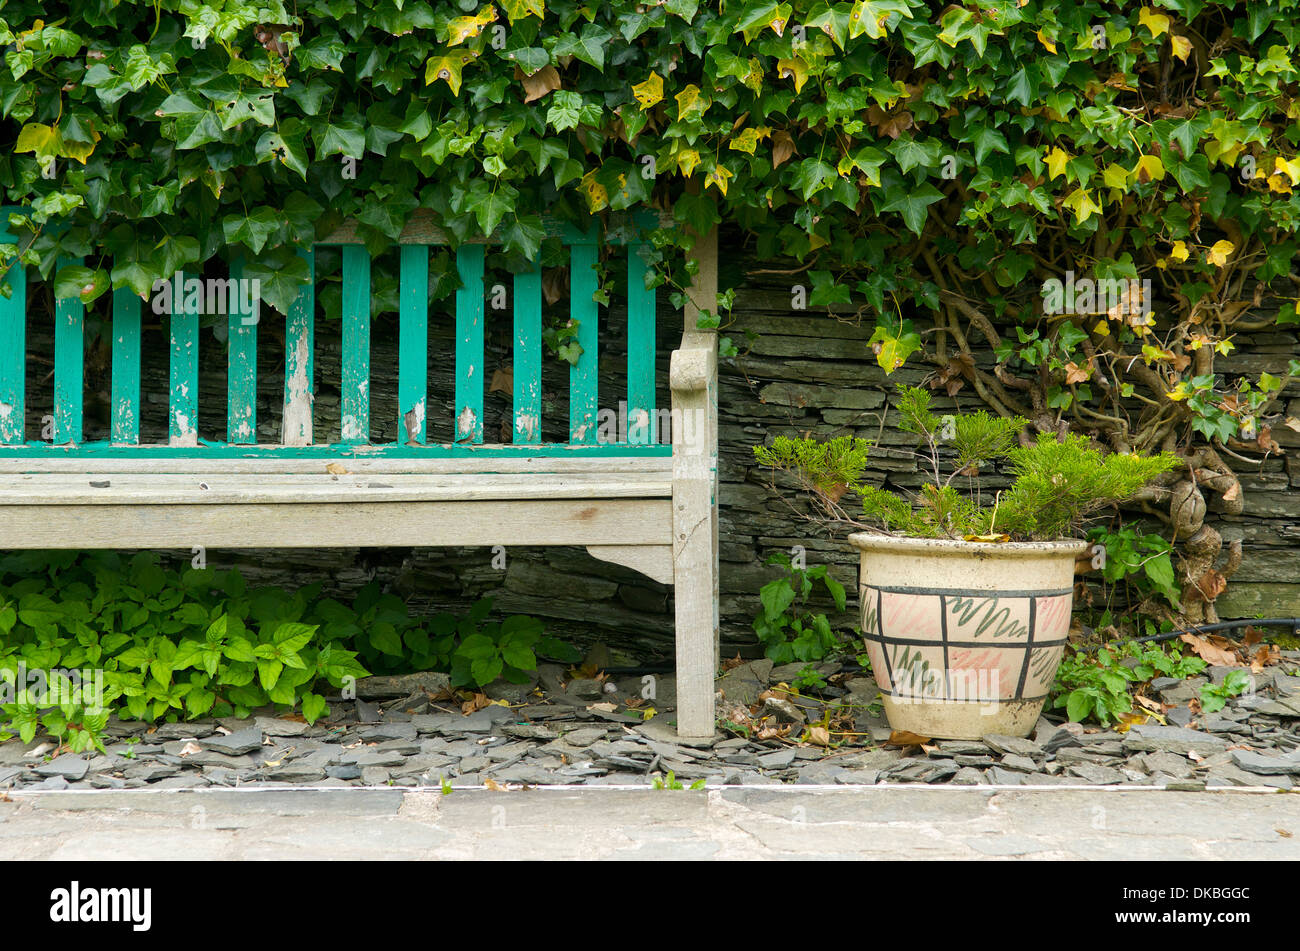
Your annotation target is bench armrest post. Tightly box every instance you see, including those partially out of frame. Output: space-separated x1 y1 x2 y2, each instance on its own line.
671 226 720 739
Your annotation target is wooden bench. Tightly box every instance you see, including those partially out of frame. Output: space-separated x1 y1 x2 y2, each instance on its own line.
0 211 720 738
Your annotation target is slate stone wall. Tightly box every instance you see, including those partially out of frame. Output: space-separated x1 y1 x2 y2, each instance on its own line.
17 237 1300 660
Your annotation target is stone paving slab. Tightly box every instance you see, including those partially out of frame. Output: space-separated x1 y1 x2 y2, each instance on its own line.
0 786 1296 860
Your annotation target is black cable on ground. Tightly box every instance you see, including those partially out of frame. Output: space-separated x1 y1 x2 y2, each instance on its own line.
1082 617 1300 651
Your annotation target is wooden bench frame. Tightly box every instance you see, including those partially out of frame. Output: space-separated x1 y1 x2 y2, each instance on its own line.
0 214 720 738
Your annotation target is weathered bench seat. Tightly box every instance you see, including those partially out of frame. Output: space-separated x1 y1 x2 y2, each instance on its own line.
0 211 720 737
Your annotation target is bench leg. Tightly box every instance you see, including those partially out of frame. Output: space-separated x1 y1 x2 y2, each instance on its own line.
671 336 719 740
673 482 718 739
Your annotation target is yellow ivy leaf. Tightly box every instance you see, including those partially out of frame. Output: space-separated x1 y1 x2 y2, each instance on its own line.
1275 155 1300 185
1169 240 1189 263
631 72 663 110
676 148 701 178
1166 382 1191 401
1061 187 1101 224
60 129 100 164
1206 239 1235 267
1214 338 1235 356
675 83 706 120
1138 6 1171 38
741 2 792 43
1045 146 1073 180
1102 163 1130 190
1132 154 1165 183
728 126 770 154
1143 343 1174 365
424 50 479 95
14 123 60 162
579 169 608 212
705 164 733 196
498 0 545 24
1092 319 1110 335
1036 29 1057 53
446 7 497 46
848 0 895 40
776 56 809 93
1268 173 1293 194
1170 34 1192 62
741 57 764 94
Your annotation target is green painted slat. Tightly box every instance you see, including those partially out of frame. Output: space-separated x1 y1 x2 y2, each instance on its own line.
568 238 599 444
53 255 84 445
399 244 429 445
626 243 656 445
283 248 315 446
227 258 257 444
0 219 26 445
110 286 141 444
512 258 543 444
0 441 671 459
454 243 485 444
169 270 200 446
341 246 370 444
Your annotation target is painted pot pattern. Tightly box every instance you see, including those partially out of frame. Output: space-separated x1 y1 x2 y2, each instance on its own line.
860 583 1074 706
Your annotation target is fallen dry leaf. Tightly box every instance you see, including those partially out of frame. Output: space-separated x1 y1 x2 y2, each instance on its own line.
484 778 505 791
1135 695 1165 714
587 702 617 713
326 462 349 475
1180 632 1240 667
1252 644 1280 673
887 730 931 747
1278 829 1293 838
1114 711 1148 732
179 741 202 757
805 725 831 747
461 692 491 714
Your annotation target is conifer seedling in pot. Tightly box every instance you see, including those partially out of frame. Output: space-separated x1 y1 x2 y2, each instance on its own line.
754 386 1177 739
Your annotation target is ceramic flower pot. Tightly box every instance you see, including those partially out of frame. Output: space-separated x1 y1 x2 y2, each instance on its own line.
848 534 1089 740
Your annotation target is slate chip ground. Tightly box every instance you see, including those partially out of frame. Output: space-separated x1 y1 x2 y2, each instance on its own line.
2 654 1298 791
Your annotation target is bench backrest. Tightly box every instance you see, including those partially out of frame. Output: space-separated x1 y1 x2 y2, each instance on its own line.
0 209 670 460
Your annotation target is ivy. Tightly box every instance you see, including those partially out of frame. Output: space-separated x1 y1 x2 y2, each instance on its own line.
0 1 1296 469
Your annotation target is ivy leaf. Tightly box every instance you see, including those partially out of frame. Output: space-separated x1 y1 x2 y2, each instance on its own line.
879 182 943 235
734 2 793 43
500 215 546 259
790 158 837 199
971 125 1009 164
553 23 612 71
173 111 226 150
868 317 923 373
674 192 720 234
222 207 282 255
632 72 663 110
317 116 366 159
499 0 545 23
425 50 479 95
546 90 583 131
53 264 109 305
